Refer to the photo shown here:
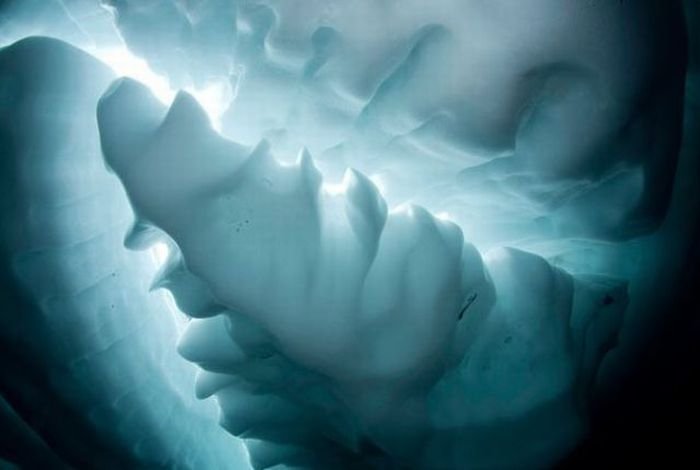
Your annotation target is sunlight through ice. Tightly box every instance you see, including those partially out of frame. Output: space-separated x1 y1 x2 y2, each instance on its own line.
149 241 189 331
90 46 228 130
150 241 170 267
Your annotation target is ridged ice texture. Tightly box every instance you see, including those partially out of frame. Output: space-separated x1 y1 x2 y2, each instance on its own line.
98 78 627 469
0 37 247 469
104 0 687 240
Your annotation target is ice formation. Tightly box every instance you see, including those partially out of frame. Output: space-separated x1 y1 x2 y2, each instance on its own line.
97 78 627 468
0 36 245 468
0 1 698 469
101 0 686 241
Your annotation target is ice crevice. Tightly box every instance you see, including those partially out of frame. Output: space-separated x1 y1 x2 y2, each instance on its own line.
98 77 628 469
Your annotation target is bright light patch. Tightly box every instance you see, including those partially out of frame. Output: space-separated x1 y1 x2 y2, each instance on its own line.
91 47 175 104
150 241 171 267
191 81 230 130
323 182 348 196
148 241 189 329
90 46 228 129
369 174 387 197
436 211 452 221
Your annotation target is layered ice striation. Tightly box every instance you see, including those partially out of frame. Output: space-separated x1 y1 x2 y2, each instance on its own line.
98 77 628 469
0 37 246 469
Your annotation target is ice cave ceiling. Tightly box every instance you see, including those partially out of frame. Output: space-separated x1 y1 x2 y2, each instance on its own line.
0 1 699 469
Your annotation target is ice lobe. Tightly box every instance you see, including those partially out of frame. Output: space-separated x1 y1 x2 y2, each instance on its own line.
99 77 478 388
99 78 627 468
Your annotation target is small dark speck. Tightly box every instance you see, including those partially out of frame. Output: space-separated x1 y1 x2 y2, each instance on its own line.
458 292 478 321
111 272 116 277
245 219 249 224
603 294 615 306
504 336 512 344
110 304 115 309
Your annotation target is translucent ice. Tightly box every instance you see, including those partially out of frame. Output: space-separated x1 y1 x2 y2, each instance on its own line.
104 0 686 240
0 37 246 468
98 77 627 468
0 1 696 469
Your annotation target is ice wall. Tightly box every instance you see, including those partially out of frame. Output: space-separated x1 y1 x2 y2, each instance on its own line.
0 37 248 469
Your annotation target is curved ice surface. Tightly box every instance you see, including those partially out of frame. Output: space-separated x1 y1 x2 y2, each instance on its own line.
99 77 627 468
0 1 695 468
105 0 686 240
0 37 246 468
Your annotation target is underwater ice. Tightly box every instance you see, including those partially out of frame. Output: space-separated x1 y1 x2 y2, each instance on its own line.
0 37 246 469
0 0 692 469
103 0 685 241
97 76 627 469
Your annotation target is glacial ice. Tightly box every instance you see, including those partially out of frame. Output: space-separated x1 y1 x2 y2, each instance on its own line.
98 76 627 468
0 37 246 469
103 0 686 240
0 1 696 469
